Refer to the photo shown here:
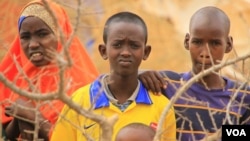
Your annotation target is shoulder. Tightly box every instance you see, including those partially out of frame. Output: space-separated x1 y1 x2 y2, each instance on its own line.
225 77 250 101
71 75 104 101
147 92 175 115
71 83 92 104
225 77 250 90
148 91 171 105
159 70 182 81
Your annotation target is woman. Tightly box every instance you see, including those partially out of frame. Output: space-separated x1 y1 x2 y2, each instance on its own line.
0 0 99 140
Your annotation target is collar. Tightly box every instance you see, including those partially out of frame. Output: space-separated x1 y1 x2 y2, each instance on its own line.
90 75 153 109
101 74 139 104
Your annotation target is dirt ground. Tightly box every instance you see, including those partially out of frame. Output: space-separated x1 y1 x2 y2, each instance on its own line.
1 0 250 80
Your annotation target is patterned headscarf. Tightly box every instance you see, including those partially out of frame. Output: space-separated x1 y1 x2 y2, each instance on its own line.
18 3 56 34
0 0 99 124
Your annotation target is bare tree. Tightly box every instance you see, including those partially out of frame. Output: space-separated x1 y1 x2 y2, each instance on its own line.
1 1 250 141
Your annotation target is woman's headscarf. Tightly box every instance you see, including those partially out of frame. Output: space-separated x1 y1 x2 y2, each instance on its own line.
0 0 99 124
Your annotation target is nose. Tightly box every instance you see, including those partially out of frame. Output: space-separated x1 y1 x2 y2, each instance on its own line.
28 38 39 48
200 43 210 59
120 46 131 57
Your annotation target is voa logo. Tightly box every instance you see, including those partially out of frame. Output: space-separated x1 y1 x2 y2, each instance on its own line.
226 129 246 136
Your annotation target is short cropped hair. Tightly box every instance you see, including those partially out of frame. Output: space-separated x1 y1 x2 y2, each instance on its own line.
117 122 155 138
103 11 148 44
189 6 230 34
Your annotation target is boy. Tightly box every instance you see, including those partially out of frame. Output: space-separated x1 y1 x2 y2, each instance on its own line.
139 6 250 141
115 122 156 141
51 11 176 141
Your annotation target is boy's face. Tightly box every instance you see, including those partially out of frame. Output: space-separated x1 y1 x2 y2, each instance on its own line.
99 21 151 76
184 20 232 74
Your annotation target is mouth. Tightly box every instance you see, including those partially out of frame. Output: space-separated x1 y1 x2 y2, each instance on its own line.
197 62 213 68
119 59 132 66
29 52 44 62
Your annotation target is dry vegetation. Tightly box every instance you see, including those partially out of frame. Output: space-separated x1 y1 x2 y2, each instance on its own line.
1 0 250 76
1 0 250 141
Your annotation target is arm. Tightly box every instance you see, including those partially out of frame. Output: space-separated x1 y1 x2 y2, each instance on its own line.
162 106 176 141
138 70 166 94
50 106 77 141
5 99 51 141
152 95 176 141
38 119 51 141
4 118 20 140
16 118 51 141
240 104 250 125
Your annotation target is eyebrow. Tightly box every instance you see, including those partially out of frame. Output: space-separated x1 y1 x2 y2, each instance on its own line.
20 28 50 34
191 37 201 40
35 28 50 33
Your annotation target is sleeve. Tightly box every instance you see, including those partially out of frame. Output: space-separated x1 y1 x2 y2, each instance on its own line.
50 85 91 141
240 104 250 125
50 105 77 141
162 105 176 141
154 94 177 141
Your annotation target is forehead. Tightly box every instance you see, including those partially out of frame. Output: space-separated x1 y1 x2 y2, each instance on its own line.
20 4 56 33
189 11 229 36
107 21 145 39
109 21 144 32
20 16 51 31
190 18 227 38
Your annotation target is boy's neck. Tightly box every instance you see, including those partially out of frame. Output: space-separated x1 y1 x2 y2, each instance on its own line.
105 74 139 103
197 73 226 89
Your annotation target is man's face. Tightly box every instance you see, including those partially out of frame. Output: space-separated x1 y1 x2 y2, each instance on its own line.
185 19 230 74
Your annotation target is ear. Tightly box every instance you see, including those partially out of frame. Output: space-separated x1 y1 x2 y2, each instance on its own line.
143 45 151 60
225 36 233 53
184 33 190 50
98 44 108 60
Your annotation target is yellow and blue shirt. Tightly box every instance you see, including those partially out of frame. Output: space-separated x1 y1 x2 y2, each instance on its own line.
51 75 176 141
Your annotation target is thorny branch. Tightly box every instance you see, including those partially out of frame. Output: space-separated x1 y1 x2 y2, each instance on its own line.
1 1 250 141
154 53 250 141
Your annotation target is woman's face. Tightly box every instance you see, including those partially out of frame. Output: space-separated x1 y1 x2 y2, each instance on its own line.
19 16 58 67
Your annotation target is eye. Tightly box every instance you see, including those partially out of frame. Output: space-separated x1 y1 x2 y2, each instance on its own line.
20 35 30 40
130 43 140 49
20 32 30 40
210 40 221 46
38 32 49 37
192 40 202 45
112 42 122 48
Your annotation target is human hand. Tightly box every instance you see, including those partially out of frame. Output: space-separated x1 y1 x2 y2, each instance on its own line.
138 70 166 94
18 119 35 140
5 99 36 122
6 99 50 141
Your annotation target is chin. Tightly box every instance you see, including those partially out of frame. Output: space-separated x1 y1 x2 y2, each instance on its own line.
32 61 50 67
